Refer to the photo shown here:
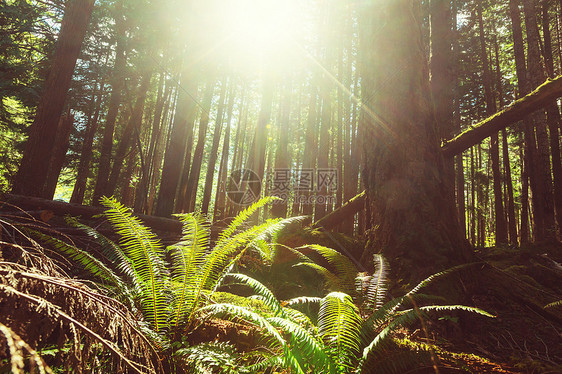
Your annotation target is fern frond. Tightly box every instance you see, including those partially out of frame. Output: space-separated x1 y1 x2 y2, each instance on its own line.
100 197 169 332
318 292 362 371
545 300 562 309
216 197 277 247
267 316 333 373
27 230 124 289
359 305 493 371
357 339 431 374
225 273 282 315
365 254 389 310
305 245 357 292
167 213 210 330
199 303 285 348
294 262 343 290
285 296 322 307
64 217 137 286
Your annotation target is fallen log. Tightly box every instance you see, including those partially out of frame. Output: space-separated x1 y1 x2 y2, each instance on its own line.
0 194 182 233
442 75 562 157
311 191 366 230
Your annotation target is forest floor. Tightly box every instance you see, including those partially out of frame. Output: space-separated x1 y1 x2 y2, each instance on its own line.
1 202 560 373
405 245 562 373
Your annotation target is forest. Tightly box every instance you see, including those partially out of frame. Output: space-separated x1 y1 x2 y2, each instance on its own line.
0 0 561 372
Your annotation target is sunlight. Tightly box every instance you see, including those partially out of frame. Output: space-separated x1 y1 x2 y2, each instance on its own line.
194 0 308 72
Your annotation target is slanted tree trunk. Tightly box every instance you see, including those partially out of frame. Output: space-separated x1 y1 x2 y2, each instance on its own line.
358 0 470 277
12 0 95 197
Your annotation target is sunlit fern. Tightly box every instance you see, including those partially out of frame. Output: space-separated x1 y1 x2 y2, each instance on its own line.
35 196 300 339
205 258 493 374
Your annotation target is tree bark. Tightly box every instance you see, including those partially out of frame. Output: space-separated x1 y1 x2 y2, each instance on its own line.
106 72 152 197
182 79 216 213
12 0 95 198
154 71 198 217
71 81 104 205
92 3 127 204
201 79 229 215
43 113 73 199
523 0 558 242
359 0 469 277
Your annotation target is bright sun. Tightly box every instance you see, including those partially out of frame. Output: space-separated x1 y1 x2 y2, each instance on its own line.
192 0 309 72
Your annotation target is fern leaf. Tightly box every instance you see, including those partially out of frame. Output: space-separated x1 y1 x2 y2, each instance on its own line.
365 254 389 310
305 245 357 292
64 217 137 286
215 197 277 247
318 292 362 372
100 197 169 332
225 273 282 315
168 213 210 330
267 316 333 373
27 229 124 289
545 300 562 309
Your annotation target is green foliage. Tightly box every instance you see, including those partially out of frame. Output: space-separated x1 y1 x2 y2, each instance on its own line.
36 197 298 350
203 255 493 374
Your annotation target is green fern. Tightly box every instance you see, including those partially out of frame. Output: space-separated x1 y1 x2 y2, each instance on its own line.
100 197 169 332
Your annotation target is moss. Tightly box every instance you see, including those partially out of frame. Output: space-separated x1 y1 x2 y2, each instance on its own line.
211 291 271 315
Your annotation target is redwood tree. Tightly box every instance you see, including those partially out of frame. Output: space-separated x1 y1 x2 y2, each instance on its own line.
359 0 470 276
12 0 96 197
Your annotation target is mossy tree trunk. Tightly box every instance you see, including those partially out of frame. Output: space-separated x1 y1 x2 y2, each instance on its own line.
358 0 470 278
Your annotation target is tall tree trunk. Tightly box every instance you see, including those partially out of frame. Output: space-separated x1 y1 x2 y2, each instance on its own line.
106 73 152 197
12 0 95 197
359 0 469 277
541 1 562 230
521 144 530 243
213 99 233 222
147 82 175 214
476 0 507 244
154 70 198 217
301 87 318 218
429 0 454 200
70 82 104 204
245 79 274 208
134 71 165 213
183 79 216 212
92 3 127 204
271 83 292 218
201 79 229 215
44 112 73 199
522 0 558 242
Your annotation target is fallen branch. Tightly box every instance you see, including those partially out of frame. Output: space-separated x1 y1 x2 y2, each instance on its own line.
442 75 562 157
311 191 366 230
1 194 181 233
